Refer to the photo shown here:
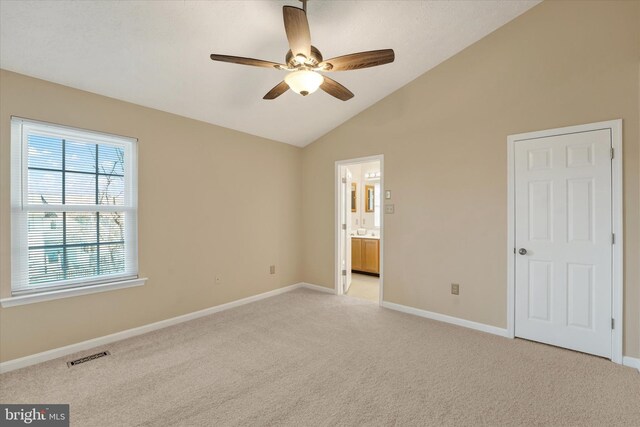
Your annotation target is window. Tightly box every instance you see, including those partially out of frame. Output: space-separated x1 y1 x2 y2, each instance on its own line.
10 118 139 297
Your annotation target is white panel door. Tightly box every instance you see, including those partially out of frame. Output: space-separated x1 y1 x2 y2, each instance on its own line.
514 129 612 358
340 167 353 294
345 168 353 293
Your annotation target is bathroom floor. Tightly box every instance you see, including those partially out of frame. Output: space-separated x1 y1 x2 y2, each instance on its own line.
346 273 379 303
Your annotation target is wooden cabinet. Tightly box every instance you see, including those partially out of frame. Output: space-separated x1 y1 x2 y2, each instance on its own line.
362 239 379 273
351 237 379 275
351 237 362 271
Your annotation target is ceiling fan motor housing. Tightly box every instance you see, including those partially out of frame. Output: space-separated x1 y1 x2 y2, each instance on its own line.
286 45 323 68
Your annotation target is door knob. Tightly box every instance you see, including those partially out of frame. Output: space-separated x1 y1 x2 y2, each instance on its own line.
518 248 528 255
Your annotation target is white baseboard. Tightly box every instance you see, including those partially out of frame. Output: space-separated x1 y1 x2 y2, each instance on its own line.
299 282 335 294
623 356 640 373
382 301 510 338
0 282 309 374
382 301 640 369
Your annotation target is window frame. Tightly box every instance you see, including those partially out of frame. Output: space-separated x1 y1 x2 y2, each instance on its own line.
7 117 143 303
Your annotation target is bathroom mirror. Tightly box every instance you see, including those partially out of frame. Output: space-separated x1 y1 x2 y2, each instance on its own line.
365 185 375 212
351 183 357 212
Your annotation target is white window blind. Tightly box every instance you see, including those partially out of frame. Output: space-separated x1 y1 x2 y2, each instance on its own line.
10 117 139 295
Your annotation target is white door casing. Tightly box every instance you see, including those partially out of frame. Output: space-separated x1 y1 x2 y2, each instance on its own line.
335 155 384 305
509 120 623 362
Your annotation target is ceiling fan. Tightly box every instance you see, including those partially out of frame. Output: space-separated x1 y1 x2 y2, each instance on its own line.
210 0 395 101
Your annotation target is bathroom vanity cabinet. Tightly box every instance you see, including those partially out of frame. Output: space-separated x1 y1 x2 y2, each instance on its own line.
351 237 379 275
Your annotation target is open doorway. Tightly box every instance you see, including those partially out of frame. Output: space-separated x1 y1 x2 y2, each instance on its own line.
335 155 383 305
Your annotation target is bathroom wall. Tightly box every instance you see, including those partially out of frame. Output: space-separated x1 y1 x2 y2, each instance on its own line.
348 164 362 229
349 161 380 230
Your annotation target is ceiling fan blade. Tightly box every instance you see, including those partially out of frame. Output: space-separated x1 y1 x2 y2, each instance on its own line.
210 54 284 69
263 81 290 100
320 76 354 101
320 49 395 71
283 6 311 59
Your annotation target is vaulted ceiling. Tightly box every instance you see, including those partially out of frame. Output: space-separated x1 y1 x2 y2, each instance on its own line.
0 1 539 146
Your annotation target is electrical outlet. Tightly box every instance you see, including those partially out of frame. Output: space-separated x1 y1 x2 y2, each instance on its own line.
270 265 276 275
451 283 459 295
215 275 223 285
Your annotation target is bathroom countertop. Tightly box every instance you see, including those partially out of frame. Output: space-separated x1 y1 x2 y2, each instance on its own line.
351 234 380 240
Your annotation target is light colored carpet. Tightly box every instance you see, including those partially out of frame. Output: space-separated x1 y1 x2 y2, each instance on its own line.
346 273 379 303
1 288 638 426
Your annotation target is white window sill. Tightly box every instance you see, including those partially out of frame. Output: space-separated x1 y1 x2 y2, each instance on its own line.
0 277 148 308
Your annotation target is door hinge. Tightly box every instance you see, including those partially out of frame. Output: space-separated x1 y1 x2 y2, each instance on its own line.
341 269 347 276
611 318 615 329
342 224 346 230
612 233 615 244
611 148 614 160
513 247 516 254
341 177 347 184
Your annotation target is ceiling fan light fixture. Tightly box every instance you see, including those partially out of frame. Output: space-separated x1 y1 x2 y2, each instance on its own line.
285 69 324 96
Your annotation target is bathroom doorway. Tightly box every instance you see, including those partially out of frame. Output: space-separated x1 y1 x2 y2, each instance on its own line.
335 155 383 305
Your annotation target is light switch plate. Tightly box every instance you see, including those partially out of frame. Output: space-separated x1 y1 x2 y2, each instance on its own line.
385 190 391 199
384 204 395 214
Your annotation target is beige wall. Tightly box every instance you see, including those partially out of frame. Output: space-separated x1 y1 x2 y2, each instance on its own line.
0 70 303 362
302 1 640 357
1 0 639 364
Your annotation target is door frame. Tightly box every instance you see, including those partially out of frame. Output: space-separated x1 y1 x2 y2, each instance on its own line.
506 119 623 364
335 154 384 306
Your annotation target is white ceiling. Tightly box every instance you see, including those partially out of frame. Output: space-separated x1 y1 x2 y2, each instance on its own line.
0 1 539 147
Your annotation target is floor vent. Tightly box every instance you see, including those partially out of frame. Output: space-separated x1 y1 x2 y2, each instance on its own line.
67 351 110 367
